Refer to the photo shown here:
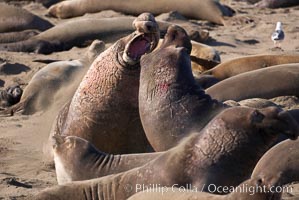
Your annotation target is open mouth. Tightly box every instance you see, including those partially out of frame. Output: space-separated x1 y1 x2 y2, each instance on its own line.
123 33 157 65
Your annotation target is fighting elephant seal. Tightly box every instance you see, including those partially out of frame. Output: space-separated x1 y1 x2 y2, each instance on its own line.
52 13 160 154
48 0 234 25
0 17 208 54
0 3 53 33
34 106 299 200
1 40 105 115
203 54 299 80
252 138 299 186
206 63 299 102
52 135 162 185
139 25 225 151
128 178 281 200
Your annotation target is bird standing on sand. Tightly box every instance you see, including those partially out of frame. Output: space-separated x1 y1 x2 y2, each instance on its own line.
271 21 285 49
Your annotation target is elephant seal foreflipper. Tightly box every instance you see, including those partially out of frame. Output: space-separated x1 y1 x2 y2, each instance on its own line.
48 0 234 25
139 25 225 151
252 138 299 186
52 135 162 185
203 54 299 80
53 13 160 154
128 178 281 200
34 106 299 200
0 3 53 33
256 0 299 8
1 40 105 116
206 63 299 102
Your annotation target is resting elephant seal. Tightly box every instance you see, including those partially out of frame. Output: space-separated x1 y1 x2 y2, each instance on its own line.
256 0 299 8
252 138 299 186
139 25 225 151
0 3 53 33
1 40 105 115
203 54 299 80
48 0 234 25
0 30 40 43
52 13 159 154
206 63 299 102
34 106 299 200
0 17 207 54
128 178 281 200
0 85 23 109
52 135 162 185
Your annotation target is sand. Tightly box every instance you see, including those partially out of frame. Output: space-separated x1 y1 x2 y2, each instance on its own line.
0 0 299 199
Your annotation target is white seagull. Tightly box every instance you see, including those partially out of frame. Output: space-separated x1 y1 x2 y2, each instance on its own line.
271 21 285 48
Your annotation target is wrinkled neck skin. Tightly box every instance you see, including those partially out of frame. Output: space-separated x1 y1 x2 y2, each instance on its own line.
168 118 280 190
139 47 224 151
62 35 141 138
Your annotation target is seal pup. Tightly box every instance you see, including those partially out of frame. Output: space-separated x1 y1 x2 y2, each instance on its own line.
203 54 299 81
206 63 299 102
52 135 162 185
139 25 225 151
0 3 53 33
252 138 299 186
271 22 285 49
48 0 234 25
52 13 160 154
0 40 105 115
128 177 282 200
34 106 299 200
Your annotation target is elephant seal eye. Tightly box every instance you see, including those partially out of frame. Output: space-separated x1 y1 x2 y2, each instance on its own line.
251 110 265 123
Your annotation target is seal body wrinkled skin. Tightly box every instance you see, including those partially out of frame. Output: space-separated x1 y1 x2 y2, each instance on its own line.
139 25 225 151
2 40 105 115
203 54 299 80
53 13 160 154
34 106 299 200
128 178 281 200
48 0 234 25
252 138 299 186
0 3 53 33
206 63 299 102
52 135 162 185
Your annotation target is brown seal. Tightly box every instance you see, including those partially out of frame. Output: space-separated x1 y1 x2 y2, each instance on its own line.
1 40 105 115
203 54 299 81
139 25 225 151
252 137 299 186
34 106 298 199
128 177 281 200
52 135 162 185
52 13 160 154
0 3 53 33
48 0 234 25
206 63 299 102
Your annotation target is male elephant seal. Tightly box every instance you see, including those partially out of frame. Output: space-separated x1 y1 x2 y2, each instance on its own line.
52 13 160 154
252 138 299 186
52 135 162 185
1 40 105 116
203 54 299 80
34 106 299 200
139 25 225 151
128 178 281 200
0 3 53 33
206 63 299 102
48 0 234 25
